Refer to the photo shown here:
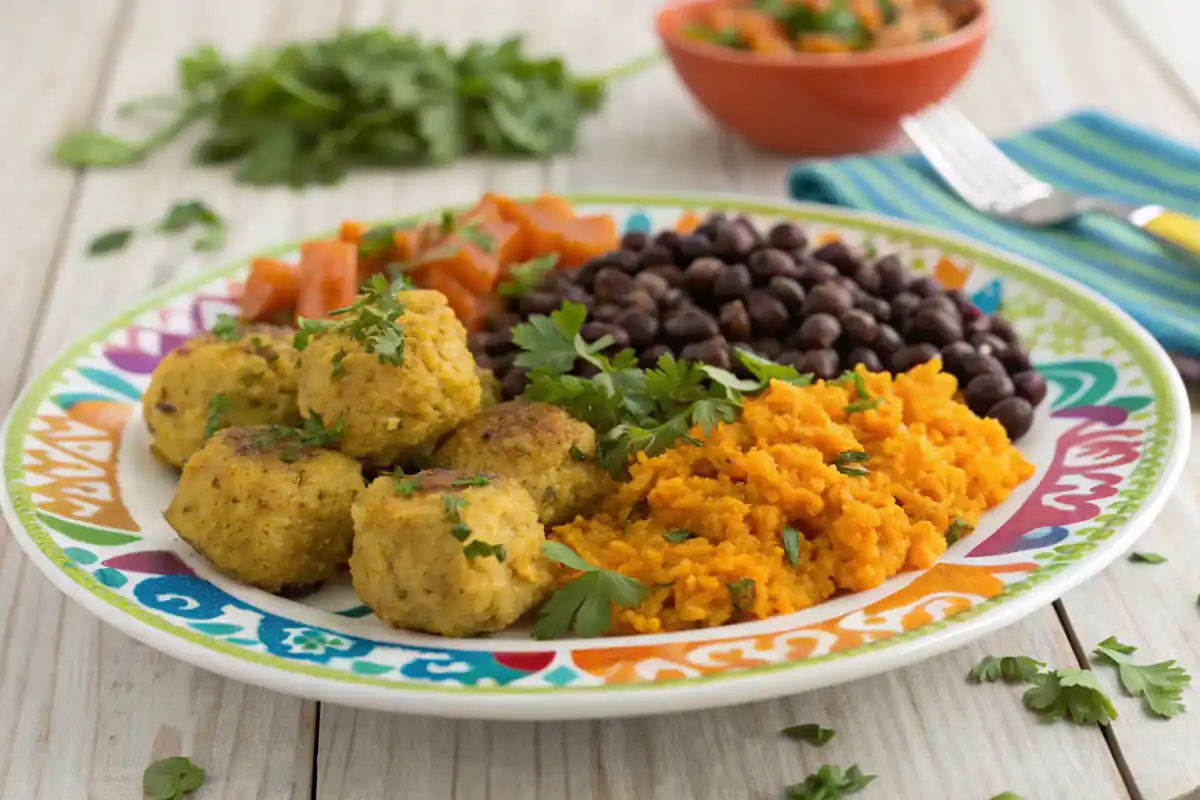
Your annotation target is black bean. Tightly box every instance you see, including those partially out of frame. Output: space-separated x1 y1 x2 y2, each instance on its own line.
520 291 563 317
626 288 658 314
748 248 796 282
541 271 575 294
681 257 724 294
797 261 839 290
965 372 1015 416
575 361 601 379
846 347 883 372
873 324 904 357
616 308 659 348
767 276 806 314
733 216 764 248
487 328 515 352
607 328 631 351
491 351 517 373
855 295 891 322
910 309 964 346
563 285 594 311
660 288 687 311
637 244 675 271
988 396 1034 440
875 255 908 296
1012 370 1047 407
664 309 720 342
745 291 789 337
694 222 720 240
812 241 859 275
719 300 752 341
676 234 713 266
797 349 841 380
620 231 650 252
890 292 921 320
776 349 804 369
632 271 671 301
798 313 842 349
946 288 975 314
918 295 960 319
474 354 494 371
840 309 879 344
966 316 992 338
592 304 622 324
482 308 519 333
891 343 939 372
639 344 672 369
990 316 1018 343
767 222 807 251
604 249 640 274
802 283 853 317
644 264 684 287
501 368 529 399
940 341 976 377
908 275 943 297
467 331 490 355
753 337 782 359
654 230 683 257
714 264 753 299
580 321 616 344
593 268 634 304
998 346 1032 373
970 332 1008 355
961 352 1005 380
573 259 603 289
712 223 756 262
852 264 882 296
680 336 731 369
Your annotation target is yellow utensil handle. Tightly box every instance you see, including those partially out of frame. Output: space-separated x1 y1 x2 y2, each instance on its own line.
1141 210 1200 257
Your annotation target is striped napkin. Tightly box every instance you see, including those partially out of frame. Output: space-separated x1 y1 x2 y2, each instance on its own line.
787 110 1200 358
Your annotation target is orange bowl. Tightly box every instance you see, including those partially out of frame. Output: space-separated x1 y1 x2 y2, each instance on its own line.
656 0 990 156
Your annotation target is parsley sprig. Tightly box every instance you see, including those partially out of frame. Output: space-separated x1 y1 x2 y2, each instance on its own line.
533 541 648 639
248 412 345 462
203 393 232 439
1093 636 1190 718
512 302 812 476
1023 668 1118 725
970 655 1045 684
784 765 874 800
143 756 205 800
782 723 835 746
293 274 407 366
498 253 560 299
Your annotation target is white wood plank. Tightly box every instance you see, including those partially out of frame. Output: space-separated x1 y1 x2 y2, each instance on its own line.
1104 0 1200 107
0 2 368 798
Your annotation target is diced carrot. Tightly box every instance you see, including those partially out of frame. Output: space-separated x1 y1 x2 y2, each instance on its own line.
483 219 525 277
733 9 792 54
417 241 501 295
460 197 506 225
675 211 702 234
241 258 300 323
469 292 503 332
392 225 433 263
483 192 526 225
339 220 368 245
295 240 358 322
522 208 567 261
531 194 575 220
556 215 620 268
415 270 478 326
796 33 854 53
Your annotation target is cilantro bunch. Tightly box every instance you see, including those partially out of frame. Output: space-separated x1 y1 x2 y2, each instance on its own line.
54 30 657 188
511 302 812 477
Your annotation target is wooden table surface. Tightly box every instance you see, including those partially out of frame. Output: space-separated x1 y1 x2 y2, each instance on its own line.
1 1 1198 798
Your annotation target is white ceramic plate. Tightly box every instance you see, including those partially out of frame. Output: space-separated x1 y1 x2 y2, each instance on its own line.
2 195 1189 720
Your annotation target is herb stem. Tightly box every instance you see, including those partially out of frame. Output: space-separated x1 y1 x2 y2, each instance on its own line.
584 51 663 83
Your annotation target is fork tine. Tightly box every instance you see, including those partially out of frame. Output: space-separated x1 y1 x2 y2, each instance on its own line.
900 112 994 210
926 104 1040 190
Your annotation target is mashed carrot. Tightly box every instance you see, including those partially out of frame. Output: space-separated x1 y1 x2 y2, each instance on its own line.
551 360 1035 634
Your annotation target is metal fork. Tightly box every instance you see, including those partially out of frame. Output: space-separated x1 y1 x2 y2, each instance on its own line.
900 102 1200 258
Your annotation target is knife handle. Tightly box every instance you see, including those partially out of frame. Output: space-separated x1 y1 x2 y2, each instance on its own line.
1135 207 1200 258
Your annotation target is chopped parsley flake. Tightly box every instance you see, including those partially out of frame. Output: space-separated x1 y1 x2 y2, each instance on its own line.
393 475 422 497
568 444 587 462
211 313 240 341
292 274 407 367
463 540 507 561
727 578 756 612
663 529 696 544
782 723 835 746
203 393 232 440
442 494 469 522
451 474 490 488
782 525 801 566
945 516 973 545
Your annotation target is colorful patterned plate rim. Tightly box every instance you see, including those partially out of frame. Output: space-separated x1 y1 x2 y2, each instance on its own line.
2 194 1190 721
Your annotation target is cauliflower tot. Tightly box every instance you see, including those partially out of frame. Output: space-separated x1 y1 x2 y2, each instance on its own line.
433 401 614 524
350 469 553 637
142 325 301 468
165 427 364 593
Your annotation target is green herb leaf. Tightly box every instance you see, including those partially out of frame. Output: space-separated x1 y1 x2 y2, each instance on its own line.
784 764 874 800
450 522 472 542
734 348 813 388
969 655 1045 684
211 313 240 341
452 474 490 488
568 444 587 462
297 411 344 448
1093 636 1191 719
442 494 470 522
1022 668 1117 725
782 723 835 746
834 450 869 465
88 228 135 256
393 475 422 497
193 225 227 252
534 541 647 639
782 525 801 566
836 464 869 477
727 578 756 612
1129 552 1166 564
988 794 1024 800
845 397 881 414
158 199 223 233
331 348 347 378
203 394 232 439
945 516 974 545
55 131 146 167
663 529 696 544
143 756 206 800
293 318 332 352
463 540 506 561
498 253 560 299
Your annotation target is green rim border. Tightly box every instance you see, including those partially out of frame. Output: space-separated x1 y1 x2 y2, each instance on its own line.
1 193 1179 696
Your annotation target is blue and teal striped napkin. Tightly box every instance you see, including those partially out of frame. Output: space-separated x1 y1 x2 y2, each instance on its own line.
787 110 1200 357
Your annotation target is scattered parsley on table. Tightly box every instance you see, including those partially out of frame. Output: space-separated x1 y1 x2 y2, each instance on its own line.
1129 552 1166 564
142 756 205 800
785 764 874 800
1093 635 1191 718
782 723 835 746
